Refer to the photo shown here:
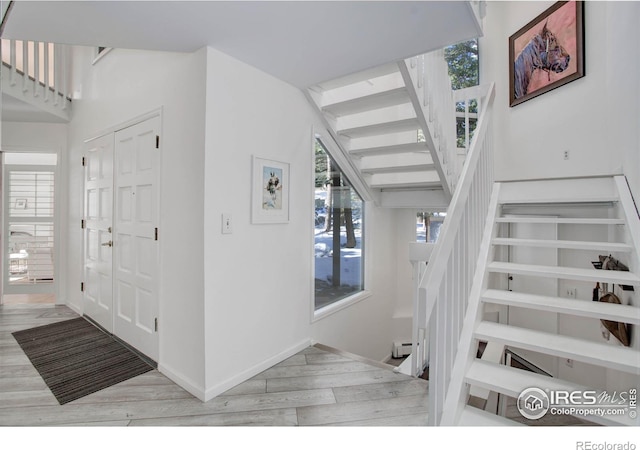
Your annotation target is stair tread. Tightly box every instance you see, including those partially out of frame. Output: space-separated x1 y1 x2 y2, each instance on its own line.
361 163 435 175
488 261 640 285
495 217 625 225
338 118 419 139
474 322 640 374
492 237 632 252
459 405 522 426
371 180 443 190
466 360 638 426
482 289 640 325
323 87 410 117
350 142 428 157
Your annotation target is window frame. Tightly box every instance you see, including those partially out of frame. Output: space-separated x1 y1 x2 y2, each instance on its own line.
311 131 371 322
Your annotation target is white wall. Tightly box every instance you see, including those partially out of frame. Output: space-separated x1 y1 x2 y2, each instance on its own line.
481 1 639 198
62 43 411 400
1 122 69 304
66 46 208 397
201 47 404 396
202 47 314 398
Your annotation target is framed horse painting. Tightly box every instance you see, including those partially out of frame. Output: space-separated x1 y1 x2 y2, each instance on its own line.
509 1 584 107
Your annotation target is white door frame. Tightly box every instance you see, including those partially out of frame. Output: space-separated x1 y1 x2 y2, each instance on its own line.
1 148 60 301
82 109 162 361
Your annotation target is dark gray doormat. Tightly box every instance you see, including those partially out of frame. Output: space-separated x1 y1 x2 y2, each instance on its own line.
12 317 153 405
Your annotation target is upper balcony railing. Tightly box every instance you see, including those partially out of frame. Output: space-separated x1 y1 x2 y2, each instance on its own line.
1 38 71 114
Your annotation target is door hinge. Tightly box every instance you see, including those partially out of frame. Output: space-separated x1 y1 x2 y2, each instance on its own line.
155 227 158 241
154 318 158 332
82 156 86 166
81 219 86 229
155 135 160 149
81 282 85 292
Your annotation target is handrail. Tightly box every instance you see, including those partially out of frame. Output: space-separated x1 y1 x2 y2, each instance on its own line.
1 38 71 110
417 82 495 425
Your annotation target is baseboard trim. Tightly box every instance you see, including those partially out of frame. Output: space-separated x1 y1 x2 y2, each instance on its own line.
158 362 206 401
202 338 312 402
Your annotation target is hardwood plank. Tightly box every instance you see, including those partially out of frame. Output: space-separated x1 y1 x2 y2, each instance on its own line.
0 389 59 408
253 360 378 380
272 354 307 367
332 379 428 403
130 408 298 426
114 371 178 387
0 389 336 426
0 376 48 392
305 353 353 365
73 384 194 404
0 352 32 366
266 368 409 393
296 393 428 426
219 379 267 397
328 412 429 426
0 363 40 378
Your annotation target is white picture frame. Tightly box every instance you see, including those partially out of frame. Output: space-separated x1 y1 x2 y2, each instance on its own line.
251 156 290 224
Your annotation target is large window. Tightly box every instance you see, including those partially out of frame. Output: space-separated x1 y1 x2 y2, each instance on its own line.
314 138 364 310
445 38 479 148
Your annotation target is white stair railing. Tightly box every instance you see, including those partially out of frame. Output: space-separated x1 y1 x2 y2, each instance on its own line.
400 49 459 198
1 38 71 113
405 242 435 377
415 82 495 425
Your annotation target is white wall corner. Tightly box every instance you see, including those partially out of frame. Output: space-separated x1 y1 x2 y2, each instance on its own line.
202 338 312 402
158 362 207 402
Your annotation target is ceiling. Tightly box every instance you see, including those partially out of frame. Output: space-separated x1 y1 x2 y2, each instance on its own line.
1 1 482 122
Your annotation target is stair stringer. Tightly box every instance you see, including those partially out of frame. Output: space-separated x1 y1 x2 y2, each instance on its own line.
615 175 640 282
397 59 451 200
306 89 380 205
438 181 502 426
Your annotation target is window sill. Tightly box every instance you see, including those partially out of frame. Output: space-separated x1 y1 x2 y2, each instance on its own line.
312 290 372 323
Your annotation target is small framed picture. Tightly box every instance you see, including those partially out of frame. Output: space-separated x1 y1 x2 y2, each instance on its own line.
15 198 27 209
251 156 290 224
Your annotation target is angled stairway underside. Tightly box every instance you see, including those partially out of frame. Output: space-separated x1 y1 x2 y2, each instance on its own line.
306 54 459 210
442 175 640 426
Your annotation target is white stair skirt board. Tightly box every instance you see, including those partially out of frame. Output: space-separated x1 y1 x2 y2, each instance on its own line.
482 290 640 325
465 360 638 426
458 405 523 426
487 261 640 286
474 322 639 375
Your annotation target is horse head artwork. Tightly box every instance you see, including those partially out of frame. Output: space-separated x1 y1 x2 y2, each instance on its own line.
513 22 571 99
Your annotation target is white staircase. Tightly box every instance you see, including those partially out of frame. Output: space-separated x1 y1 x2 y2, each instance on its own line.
306 51 472 209
1 38 72 122
441 175 640 426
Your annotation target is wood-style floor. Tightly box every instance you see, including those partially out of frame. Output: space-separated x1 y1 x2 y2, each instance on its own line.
0 304 428 426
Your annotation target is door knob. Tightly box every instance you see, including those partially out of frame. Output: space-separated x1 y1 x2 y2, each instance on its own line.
101 241 113 247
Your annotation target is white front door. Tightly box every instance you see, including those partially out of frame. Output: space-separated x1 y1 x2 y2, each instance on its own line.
83 134 114 332
112 117 161 361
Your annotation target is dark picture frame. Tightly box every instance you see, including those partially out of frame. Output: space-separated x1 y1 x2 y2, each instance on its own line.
509 1 584 107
